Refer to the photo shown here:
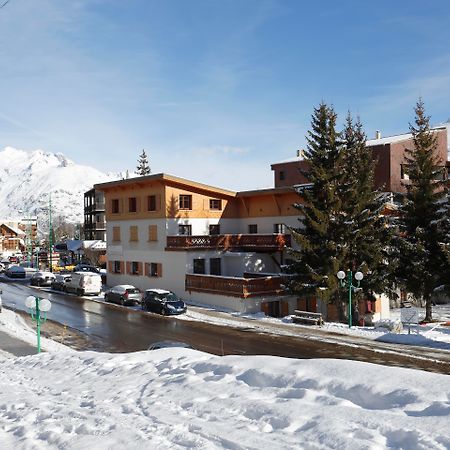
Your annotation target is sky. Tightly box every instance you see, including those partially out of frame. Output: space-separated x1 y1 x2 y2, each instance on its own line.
1 306 450 449
1 0 450 190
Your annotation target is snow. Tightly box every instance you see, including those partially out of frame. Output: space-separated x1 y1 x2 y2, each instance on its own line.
0 146 118 223
1 306 450 449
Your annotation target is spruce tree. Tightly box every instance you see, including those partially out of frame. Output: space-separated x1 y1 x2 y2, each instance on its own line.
338 114 394 303
395 99 448 321
289 103 346 316
289 104 394 323
136 149 151 176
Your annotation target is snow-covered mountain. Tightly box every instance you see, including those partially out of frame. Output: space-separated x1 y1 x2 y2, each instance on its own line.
0 146 119 224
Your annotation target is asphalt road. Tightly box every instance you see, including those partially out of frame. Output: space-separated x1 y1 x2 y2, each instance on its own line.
1 276 450 375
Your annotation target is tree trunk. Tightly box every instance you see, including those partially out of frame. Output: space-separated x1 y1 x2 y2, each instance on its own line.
424 293 433 322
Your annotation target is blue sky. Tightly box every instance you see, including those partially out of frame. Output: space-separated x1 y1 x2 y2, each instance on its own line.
1 0 450 190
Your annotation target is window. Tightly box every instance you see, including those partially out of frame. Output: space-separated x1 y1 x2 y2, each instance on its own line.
209 199 222 210
179 194 192 210
274 223 286 234
279 171 285 181
130 225 138 242
131 261 140 275
193 258 205 274
210 258 221 276
147 195 157 211
112 226 121 242
148 225 158 241
112 199 120 214
148 262 162 277
113 261 121 273
248 224 258 234
401 164 410 180
179 224 192 235
129 197 137 213
209 224 220 235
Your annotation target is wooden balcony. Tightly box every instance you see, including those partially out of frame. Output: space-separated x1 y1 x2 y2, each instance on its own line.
185 273 286 298
166 233 291 252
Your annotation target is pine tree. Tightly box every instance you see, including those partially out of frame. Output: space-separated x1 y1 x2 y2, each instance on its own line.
338 114 394 302
289 103 346 316
136 149 151 176
289 104 393 323
395 99 448 321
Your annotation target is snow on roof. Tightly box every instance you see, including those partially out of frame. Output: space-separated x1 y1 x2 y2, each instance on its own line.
366 126 447 147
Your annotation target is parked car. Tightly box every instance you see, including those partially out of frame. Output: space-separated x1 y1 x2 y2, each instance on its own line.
30 271 56 287
142 289 187 315
51 273 72 291
148 341 193 350
65 272 102 296
4 265 26 278
73 264 100 273
104 285 142 306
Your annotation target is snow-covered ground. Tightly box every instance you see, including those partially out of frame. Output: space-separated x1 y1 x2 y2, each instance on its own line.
1 307 450 449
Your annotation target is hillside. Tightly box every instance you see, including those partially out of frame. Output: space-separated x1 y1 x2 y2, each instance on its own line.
0 147 118 224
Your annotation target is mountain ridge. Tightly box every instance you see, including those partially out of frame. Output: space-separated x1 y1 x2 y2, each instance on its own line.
0 146 119 225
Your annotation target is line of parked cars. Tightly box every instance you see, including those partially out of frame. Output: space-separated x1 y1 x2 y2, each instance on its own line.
3 261 187 316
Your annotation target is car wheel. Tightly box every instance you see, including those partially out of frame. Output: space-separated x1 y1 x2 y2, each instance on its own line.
77 289 84 296
161 307 166 316
104 294 109 302
120 298 125 306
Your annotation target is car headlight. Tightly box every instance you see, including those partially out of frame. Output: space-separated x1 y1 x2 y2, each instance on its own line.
166 304 175 310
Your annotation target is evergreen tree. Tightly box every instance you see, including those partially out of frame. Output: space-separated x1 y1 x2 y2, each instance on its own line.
288 103 346 315
395 99 448 321
136 149 151 176
289 104 393 323
338 114 395 302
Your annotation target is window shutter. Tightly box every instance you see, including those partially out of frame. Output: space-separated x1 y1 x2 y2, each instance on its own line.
145 262 150 277
157 263 162 278
138 262 143 275
120 261 124 274
130 225 138 241
126 261 131 275
156 194 161 211
148 225 158 241
108 261 113 272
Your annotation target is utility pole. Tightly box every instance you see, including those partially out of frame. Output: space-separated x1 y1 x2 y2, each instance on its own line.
49 194 53 272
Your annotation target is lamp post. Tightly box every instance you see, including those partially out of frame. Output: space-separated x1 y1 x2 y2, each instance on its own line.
25 296 52 353
336 270 364 328
48 193 53 272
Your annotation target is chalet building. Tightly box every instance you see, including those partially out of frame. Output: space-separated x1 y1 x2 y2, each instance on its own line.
95 173 391 321
0 218 37 255
0 223 25 253
84 188 107 241
95 174 303 316
271 127 449 192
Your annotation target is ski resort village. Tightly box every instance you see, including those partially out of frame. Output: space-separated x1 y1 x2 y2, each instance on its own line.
1 1 450 449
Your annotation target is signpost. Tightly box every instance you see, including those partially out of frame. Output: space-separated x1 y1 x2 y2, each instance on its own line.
401 304 419 335
25 296 52 353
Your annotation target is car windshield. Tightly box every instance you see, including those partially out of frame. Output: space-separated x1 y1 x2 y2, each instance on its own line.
155 293 178 302
166 300 185 307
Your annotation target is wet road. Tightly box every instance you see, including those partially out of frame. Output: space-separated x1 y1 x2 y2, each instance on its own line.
1 277 450 374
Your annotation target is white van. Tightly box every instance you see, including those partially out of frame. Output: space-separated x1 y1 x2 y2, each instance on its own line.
65 272 102 296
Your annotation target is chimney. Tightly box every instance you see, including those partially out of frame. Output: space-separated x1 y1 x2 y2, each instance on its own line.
375 130 381 139
296 149 300 157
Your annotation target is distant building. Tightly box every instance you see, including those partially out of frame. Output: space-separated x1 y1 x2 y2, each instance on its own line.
0 218 37 255
84 188 106 241
271 127 449 192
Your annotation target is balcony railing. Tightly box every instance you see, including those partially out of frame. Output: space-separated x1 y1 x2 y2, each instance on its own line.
185 273 286 298
167 233 291 252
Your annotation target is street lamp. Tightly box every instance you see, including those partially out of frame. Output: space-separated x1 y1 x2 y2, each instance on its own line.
336 270 364 328
25 296 52 353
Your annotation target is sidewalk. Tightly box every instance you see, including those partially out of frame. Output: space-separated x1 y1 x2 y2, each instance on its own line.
0 329 37 357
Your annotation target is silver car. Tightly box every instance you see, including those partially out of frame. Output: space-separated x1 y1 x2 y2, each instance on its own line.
30 271 56 286
104 285 142 306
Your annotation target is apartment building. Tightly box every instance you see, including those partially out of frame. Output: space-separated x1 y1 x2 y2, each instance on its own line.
95 174 302 316
84 188 106 241
271 127 449 192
